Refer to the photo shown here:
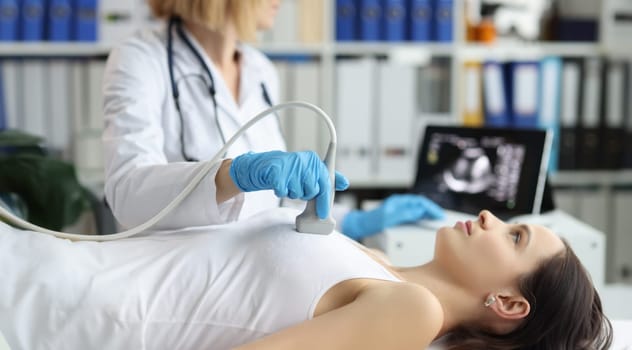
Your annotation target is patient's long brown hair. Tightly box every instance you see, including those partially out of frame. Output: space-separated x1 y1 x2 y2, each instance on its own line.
444 241 612 350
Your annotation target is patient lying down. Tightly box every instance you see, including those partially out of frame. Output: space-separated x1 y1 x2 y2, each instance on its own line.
0 208 612 349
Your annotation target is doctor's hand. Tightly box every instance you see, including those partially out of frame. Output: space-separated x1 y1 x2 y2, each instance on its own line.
341 194 444 240
229 150 349 219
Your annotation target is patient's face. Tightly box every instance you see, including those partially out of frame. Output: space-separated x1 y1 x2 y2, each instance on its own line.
434 210 564 293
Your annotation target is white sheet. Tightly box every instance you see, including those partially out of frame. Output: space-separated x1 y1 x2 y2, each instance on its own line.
1 218 630 350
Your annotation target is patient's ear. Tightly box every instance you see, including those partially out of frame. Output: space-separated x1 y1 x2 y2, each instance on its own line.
489 293 530 320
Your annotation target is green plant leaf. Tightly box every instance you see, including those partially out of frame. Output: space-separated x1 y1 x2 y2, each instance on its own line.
0 153 92 231
0 129 46 156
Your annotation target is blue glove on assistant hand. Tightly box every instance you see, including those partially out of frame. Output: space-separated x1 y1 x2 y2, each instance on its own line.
229 150 349 219
341 194 444 240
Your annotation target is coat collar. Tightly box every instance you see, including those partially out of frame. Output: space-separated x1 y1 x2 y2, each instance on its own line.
170 24 267 120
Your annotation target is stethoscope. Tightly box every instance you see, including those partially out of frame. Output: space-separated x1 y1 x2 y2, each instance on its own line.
167 16 276 162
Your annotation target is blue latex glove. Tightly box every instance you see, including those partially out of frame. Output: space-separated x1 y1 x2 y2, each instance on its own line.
229 150 349 219
341 194 444 240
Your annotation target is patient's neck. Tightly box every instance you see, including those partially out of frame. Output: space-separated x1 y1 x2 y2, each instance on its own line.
395 263 483 337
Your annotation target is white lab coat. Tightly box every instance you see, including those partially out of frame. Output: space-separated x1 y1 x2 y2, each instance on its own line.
102 24 286 230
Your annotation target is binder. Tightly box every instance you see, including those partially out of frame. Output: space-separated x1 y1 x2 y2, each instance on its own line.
298 0 323 43
47 60 72 154
1 60 20 130
417 60 451 114
434 0 453 42
21 60 47 137
482 60 510 127
507 61 540 128
538 57 563 173
289 61 323 155
376 61 416 184
461 61 484 127
359 0 382 41
336 58 377 183
335 0 357 41
73 0 97 42
383 0 406 41
558 59 583 170
47 0 73 41
577 57 603 169
0 68 5 130
85 59 106 131
625 60 632 169
0 0 19 41
20 0 45 41
601 60 627 169
409 0 432 42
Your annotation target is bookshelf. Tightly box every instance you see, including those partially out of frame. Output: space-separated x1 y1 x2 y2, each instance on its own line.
0 43 111 57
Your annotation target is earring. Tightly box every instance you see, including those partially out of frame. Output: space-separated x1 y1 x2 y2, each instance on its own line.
484 296 496 307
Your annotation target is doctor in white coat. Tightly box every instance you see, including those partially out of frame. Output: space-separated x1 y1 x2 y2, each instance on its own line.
102 0 444 238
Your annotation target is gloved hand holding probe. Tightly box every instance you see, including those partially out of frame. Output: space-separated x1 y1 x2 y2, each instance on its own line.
230 150 349 219
341 194 444 240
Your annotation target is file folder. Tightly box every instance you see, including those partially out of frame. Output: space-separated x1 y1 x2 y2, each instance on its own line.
47 60 72 152
434 0 453 42
602 60 627 169
20 0 45 41
558 59 583 170
507 61 540 128
21 60 47 137
383 0 406 41
0 60 19 130
336 0 357 41
538 57 563 173
482 61 510 127
376 62 416 184
336 58 377 182
0 0 19 41
0 68 5 130
409 0 432 41
73 0 97 42
47 0 72 41
359 0 382 41
577 58 603 169
462 61 484 127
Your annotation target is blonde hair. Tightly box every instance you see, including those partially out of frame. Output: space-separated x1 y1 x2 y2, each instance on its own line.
147 0 263 41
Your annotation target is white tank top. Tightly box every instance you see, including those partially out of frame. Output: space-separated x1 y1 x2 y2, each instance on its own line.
0 208 400 350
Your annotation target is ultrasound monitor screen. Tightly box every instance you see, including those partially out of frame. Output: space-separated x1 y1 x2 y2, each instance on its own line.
412 126 551 219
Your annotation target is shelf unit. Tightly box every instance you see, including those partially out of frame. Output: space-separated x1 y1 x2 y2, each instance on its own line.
1 1 628 189
2 1 628 188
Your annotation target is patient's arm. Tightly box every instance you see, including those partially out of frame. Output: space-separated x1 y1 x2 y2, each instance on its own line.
233 282 443 350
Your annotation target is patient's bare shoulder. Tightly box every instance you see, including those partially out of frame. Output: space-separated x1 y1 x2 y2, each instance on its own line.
358 281 444 344
235 281 444 350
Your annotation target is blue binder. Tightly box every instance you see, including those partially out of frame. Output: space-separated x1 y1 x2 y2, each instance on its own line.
383 0 406 41
434 0 453 42
359 0 382 41
0 0 19 41
20 0 46 41
482 61 511 127
409 0 432 42
537 57 562 172
507 61 540 128
336 0 357 41
47 0 73 41
73 0 97 42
